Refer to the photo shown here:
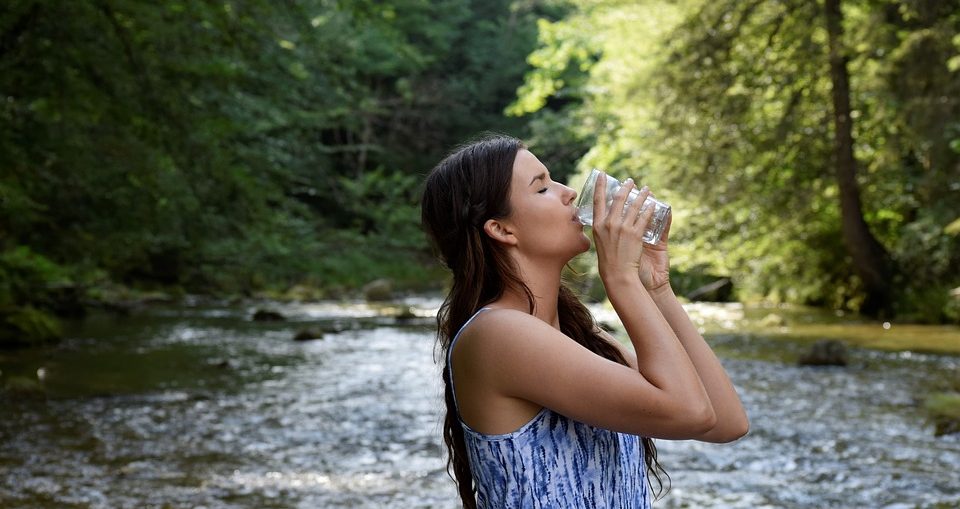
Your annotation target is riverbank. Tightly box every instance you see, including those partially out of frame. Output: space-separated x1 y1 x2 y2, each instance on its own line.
586 299 960 356
0 244 446 349
711 302 960 356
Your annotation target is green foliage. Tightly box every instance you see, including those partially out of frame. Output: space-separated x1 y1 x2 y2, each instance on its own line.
0 247 75 347
504 1 610 183
0 247 72 307
338 167 426 250
8 0 954 323
312 231 443 294
507 14 599 117
512 0 960 320
0 0 558 306
0 305 62 348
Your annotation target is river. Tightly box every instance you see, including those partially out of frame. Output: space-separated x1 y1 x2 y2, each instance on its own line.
1 297 958 508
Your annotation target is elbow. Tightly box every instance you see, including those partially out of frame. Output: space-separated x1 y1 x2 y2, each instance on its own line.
727 413 751 441
706 411 750 443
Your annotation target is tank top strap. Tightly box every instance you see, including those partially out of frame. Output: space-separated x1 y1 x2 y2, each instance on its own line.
446 307 492 417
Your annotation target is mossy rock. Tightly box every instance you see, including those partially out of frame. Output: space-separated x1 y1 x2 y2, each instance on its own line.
365 303 418 324
362 279 394 302
0 306 62 348
284 284 324 302
759 313 788 328
3 375 45 397
924 392 960 437
393 305 417 322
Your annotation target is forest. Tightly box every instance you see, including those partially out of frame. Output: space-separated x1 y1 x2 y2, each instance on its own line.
2 0 959 346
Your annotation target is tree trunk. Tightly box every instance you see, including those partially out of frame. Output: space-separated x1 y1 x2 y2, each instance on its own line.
823 0 895 316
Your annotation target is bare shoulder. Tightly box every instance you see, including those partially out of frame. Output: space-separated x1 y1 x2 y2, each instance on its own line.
471 307 548 332
452 307 600 385
455 308 558 358
458 308 629 365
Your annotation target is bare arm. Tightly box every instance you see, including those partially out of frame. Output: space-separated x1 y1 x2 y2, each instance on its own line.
608 270 719 422
631 183 748 442
459 307 716 439
649 284 749 442
593 177 717 435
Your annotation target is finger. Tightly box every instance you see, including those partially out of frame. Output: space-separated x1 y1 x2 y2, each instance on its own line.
612 178 635 222
633 197 656 231
628 186 650 225
592 170 607 225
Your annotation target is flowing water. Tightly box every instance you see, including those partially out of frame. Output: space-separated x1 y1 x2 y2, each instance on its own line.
1 298 958 508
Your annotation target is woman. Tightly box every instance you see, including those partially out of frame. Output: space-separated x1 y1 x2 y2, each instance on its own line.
420 135 748 508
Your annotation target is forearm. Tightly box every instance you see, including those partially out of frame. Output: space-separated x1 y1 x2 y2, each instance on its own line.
604 274 713 418
649 284 749 441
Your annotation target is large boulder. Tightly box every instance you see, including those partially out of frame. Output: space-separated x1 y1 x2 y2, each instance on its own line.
798 339 848 366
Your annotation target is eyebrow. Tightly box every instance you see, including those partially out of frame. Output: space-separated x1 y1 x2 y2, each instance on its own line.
528 172 546 186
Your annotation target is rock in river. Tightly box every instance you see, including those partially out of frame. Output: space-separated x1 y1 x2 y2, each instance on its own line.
363 278 394 302
252 309 285 321
798 339 848 366
293 328 324 342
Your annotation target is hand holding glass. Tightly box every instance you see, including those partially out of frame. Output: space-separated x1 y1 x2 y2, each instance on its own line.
575 168 671 245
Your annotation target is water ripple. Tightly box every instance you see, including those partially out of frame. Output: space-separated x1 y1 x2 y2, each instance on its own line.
1 301 958 508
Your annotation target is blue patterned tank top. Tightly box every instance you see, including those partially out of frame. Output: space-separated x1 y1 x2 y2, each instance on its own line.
447 308 651 508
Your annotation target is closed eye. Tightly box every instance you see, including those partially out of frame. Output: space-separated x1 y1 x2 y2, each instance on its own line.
537 187 548 194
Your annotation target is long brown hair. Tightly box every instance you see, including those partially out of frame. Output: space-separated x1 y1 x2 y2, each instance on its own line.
420 134 667 507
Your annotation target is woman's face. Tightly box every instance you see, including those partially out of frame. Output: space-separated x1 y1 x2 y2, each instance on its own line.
502 149 591 260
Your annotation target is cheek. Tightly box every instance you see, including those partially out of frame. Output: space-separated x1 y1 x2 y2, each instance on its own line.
514 204 553 235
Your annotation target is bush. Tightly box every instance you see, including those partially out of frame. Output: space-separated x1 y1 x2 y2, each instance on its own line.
0 246 74 307
0 305 62 348
0 247 74 347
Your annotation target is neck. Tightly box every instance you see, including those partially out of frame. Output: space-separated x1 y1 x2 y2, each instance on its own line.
498 254 565 329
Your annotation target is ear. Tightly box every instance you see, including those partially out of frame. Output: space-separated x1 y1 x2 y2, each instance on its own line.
483 218 518 246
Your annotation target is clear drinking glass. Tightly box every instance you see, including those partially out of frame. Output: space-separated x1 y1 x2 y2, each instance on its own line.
575 168 671 245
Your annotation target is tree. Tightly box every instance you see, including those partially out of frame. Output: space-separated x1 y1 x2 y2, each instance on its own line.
824 0 895 315
511 0 960 319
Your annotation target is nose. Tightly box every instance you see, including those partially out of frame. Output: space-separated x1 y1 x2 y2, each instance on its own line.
562 184 577 205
